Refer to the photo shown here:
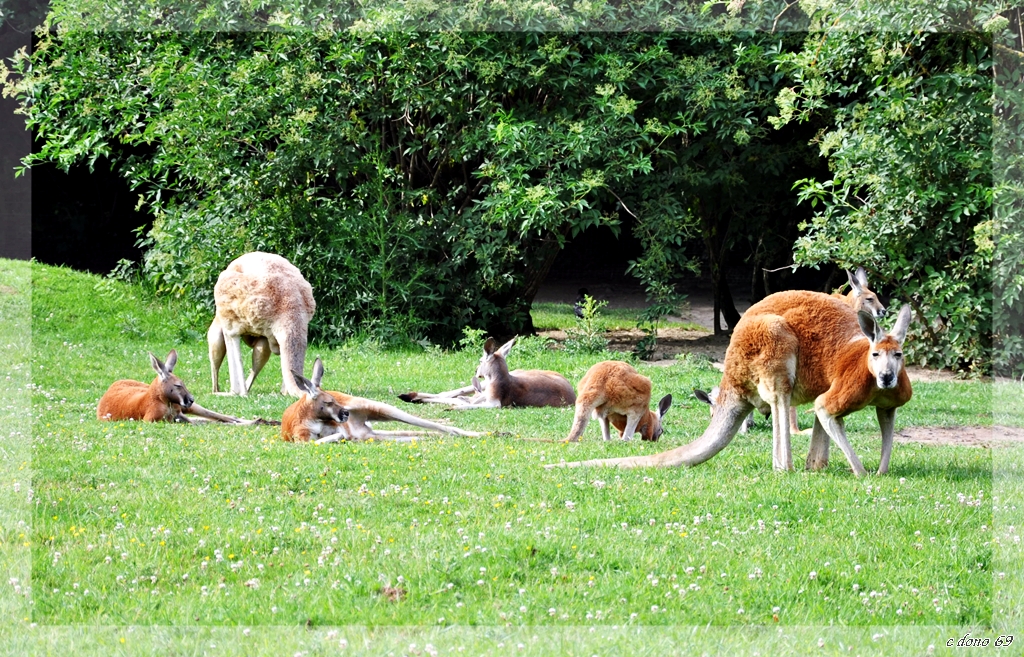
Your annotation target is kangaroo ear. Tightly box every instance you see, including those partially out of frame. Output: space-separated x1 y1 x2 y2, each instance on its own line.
311 357 324 388
847 267 868 296
857 309 884 344
482 337 498 356
855 266 869 289
692 389 712 406
891 304 912 343
658 394 673 417
293 371 317 397
150 353 170 381
164 349 178 373
497 336 517 359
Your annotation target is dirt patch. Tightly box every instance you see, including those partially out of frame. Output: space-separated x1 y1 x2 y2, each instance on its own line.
539 327 730 363
0 285 18 295
896 425 1024 448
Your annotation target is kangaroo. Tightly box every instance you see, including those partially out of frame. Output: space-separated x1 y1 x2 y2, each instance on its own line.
837 267 886 319
279 370 350 442
398 337 576 409
689 267 884 437
693 386 808 435
282 358 486 443
97 350 254 424
563 360 672 442
211 252 316 397
547 293 912 477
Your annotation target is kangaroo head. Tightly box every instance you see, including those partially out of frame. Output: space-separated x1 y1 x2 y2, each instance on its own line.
693 387 719 416
847 267 886 319
475 336 514 384
858 305 912 390
151 350 194 408
638 394 673 442
293 358 349 424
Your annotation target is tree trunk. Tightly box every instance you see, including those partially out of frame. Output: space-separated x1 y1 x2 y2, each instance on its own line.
487 226 569 337
699 203 741 335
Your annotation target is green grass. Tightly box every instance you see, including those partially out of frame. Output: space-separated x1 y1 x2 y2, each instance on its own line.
530 301 705 333
8 261 1021 654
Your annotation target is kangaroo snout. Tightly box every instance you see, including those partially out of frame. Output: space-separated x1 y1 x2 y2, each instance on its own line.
337 408 350 423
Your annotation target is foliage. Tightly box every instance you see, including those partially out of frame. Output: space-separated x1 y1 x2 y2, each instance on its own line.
457 326 488 354
563 294 609 355
992 10 1024 377
773 6 1005 373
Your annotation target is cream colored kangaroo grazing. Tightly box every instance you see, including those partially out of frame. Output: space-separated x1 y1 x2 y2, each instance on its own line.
398 337 576 409
282 358 485 443
211 252 315 397
564 360 672 442
548 293 912 477
97 350 252 424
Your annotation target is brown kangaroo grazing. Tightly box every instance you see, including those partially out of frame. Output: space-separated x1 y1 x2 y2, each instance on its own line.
548 293 912 477
564 360 672 442
690 267 886 437
210 252 316 397
97 350 252 424
398 337 576 409
282 358 485 443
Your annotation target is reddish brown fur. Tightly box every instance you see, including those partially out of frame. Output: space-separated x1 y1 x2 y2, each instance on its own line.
280 393 346 442
97 377 182 422
565 361 671 442
98 350 251 425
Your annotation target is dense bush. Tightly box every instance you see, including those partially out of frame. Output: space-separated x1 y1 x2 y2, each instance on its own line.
771 1 1021 374
6 22 813 345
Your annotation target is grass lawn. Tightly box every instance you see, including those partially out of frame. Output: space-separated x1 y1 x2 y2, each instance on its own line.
5 260 1023 655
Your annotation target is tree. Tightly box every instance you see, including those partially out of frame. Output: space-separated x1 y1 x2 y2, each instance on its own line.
771 3 1008 373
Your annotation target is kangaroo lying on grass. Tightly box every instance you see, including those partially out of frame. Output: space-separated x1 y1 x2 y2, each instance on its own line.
282 358 486 443
548 293 912 477
211 252 316 397
563 360 672 442
97 350 265 424
398 337 576 409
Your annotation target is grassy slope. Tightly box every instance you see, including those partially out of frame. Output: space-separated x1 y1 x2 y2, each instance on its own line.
16 262 1008 653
